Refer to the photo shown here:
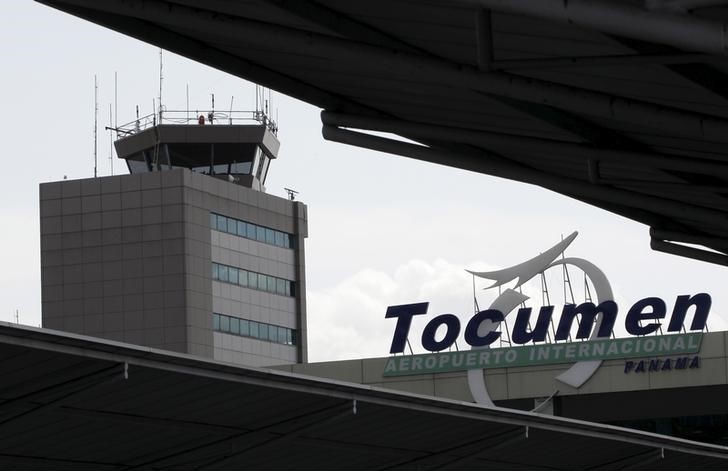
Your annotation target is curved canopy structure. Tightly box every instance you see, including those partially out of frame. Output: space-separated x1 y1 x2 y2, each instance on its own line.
1 322 728 470
39 0 728 265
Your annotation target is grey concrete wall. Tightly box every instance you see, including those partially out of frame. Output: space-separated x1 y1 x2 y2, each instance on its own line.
40 172 188 352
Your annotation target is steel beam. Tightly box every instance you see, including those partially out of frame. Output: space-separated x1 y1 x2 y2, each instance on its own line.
0 364 124 430
651 241 728 266
121 403 351 471
475 8 494 71
47 0 728 143
646 0 728 13
0 453 124 470
265 0 425 54
321 111 728 178
492 53 727 70
650 228 728 251
372 427 526 471
463 0 728 55
322 125 728 231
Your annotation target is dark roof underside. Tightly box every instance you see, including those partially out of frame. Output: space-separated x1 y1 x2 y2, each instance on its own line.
39 0 728 265
1 322 728 470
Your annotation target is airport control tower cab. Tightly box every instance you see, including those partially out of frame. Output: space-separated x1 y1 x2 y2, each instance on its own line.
114 110 280 192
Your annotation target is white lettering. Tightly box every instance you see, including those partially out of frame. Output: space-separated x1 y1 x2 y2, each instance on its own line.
492 350 504 363
643 338 656 353
505 350 518 363
537 346 550 360
565 344 576 359
578 343 590 357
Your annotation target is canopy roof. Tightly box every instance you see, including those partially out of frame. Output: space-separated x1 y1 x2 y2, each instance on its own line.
1 321 727 470
38 0 728 265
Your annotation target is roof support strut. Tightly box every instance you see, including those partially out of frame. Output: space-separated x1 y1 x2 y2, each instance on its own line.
463 0 728 55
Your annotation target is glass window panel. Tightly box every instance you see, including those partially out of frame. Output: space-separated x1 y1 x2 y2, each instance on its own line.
246 223 256 239
258 323 268 340
276 279 286 295
267 276 276 293
265 228 275 245
268 325 278 342
212 263 219 280
237 220 246 237
248 272 258 289
210 213 217 230
287 281 293 297
213 314 220 330
278 326 287 344
220 315 230 332
239 269 248 287
230 161 252 174
229 268 239 285
249 321 259 338
230 317 240 335
256 226 266 242
286 329 292 345
240 319 250 336
275 231 285 247
216 215 227 232
291 330 297 346
127 159 150 173
219 265 229 283
213 163 229 175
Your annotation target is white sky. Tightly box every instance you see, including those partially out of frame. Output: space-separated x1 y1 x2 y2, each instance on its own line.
2 2 726 361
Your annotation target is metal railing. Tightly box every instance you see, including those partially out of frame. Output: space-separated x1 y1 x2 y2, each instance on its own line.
116 109 278 136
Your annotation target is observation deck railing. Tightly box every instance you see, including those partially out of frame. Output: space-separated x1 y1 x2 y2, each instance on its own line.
116 110 278 137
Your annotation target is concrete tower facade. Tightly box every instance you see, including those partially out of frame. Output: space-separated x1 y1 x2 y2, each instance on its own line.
40 118 307 366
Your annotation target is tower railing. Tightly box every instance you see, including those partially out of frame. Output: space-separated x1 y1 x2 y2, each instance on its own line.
116 110 277 137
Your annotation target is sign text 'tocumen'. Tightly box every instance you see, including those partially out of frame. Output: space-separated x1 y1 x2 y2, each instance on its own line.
386 294 711 353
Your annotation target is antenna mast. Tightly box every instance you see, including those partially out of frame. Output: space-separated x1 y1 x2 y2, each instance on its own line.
109 103 114 176
114 71 118 138
94 74 98 178
158 48 163 122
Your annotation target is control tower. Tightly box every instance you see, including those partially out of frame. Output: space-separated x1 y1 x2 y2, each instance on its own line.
40 110 308 367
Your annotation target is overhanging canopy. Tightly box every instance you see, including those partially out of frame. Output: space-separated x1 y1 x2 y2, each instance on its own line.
0 322 727 470
38 0 728 265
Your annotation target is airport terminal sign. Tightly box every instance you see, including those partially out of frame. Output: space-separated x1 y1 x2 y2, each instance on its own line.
380 232 714 404
383 333 702 376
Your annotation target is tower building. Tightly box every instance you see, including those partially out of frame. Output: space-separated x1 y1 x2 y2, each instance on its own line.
40 111 307 366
